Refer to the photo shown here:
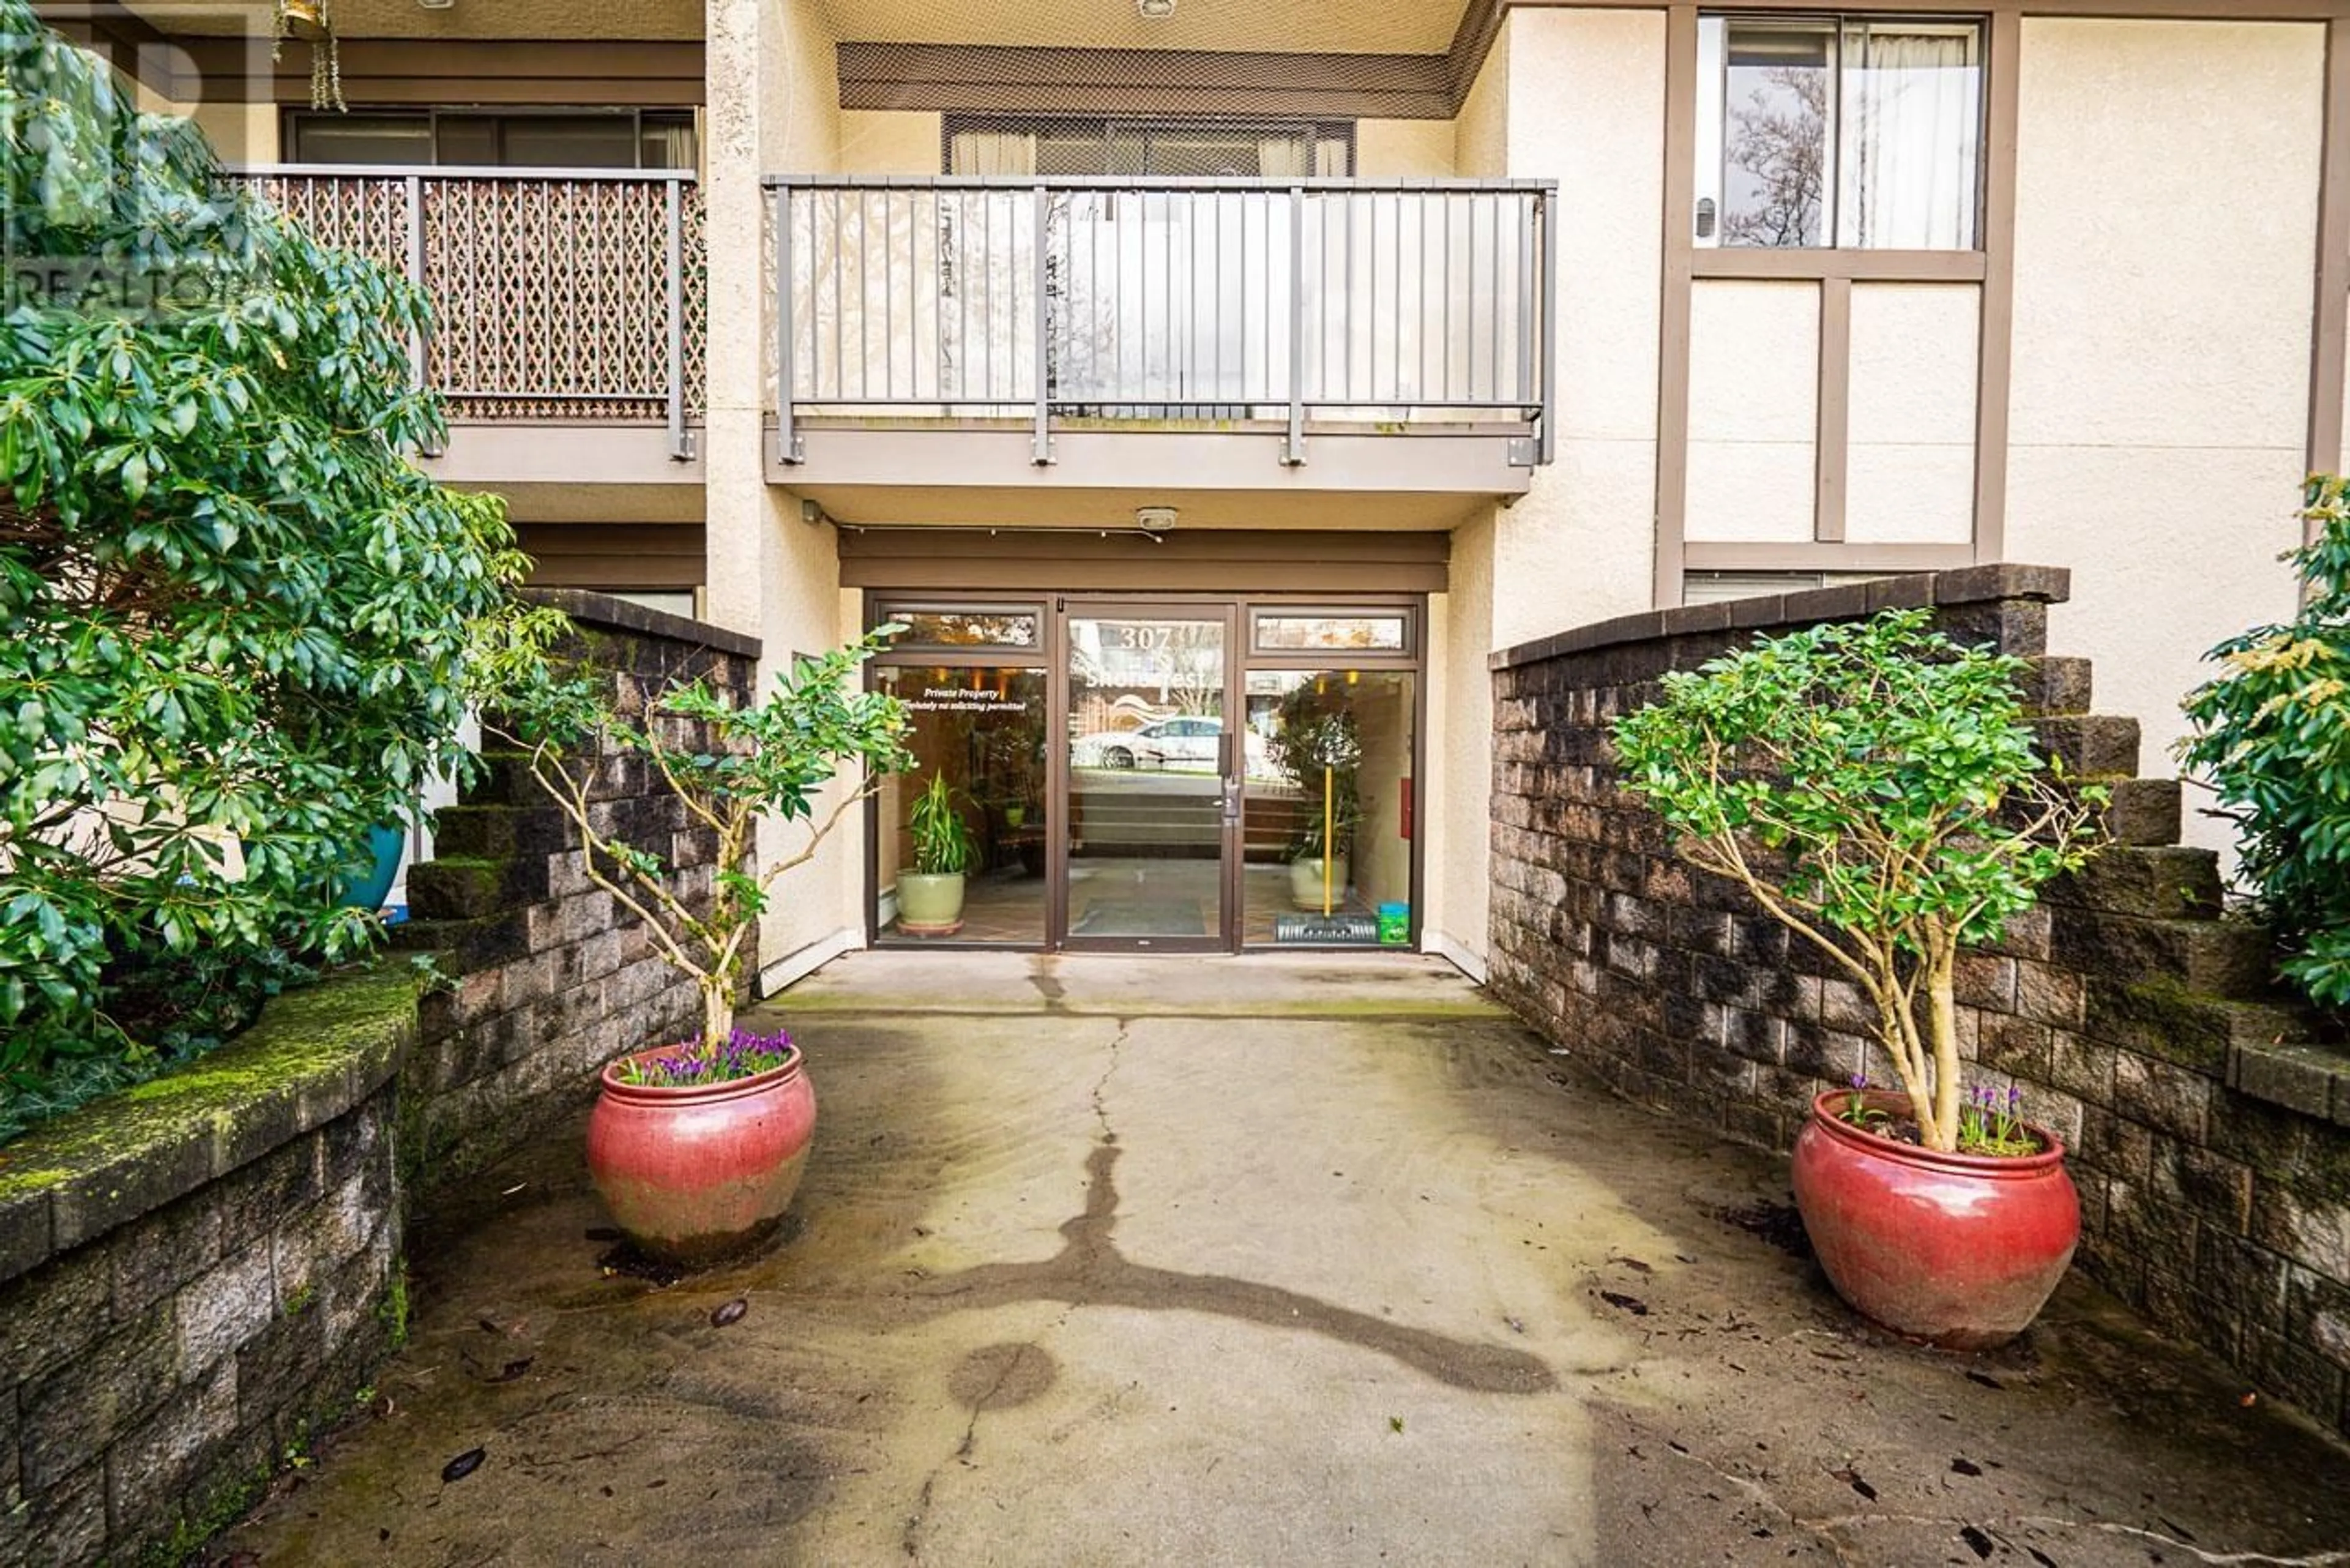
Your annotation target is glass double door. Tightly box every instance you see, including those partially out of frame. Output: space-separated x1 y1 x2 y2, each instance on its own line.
1059 603 1240 950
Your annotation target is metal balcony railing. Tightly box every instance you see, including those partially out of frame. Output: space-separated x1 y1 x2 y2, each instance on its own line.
764 176 1557 468
244 166 705 458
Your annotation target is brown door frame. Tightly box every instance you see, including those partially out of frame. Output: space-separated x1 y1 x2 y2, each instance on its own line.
1052 595 1245 954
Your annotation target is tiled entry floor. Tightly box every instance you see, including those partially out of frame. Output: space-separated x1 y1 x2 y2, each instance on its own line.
878 858 1377 947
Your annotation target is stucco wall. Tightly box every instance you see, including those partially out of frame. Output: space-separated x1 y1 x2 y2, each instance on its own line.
1455 19 1509 180
1685 280 1818 543
1847 283 1979 545
192 99 276 165
1430 509 1497 976
841 109 943 174
2005 18 2321 846
1490 7 1666 649
1357 118 1455 178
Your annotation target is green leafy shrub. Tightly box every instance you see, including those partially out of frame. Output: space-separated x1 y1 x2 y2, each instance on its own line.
0 4 526 1130
2179 477 2350 1011
1611 610 2105 1153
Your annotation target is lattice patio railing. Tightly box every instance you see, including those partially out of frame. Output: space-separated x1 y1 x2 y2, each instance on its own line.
247 166 706 452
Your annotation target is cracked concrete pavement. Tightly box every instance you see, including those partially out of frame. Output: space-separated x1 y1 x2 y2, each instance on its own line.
220 952 2350 1566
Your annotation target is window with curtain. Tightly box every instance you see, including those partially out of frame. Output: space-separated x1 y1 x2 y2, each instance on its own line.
944 118 1353 177
1694 15 1983 250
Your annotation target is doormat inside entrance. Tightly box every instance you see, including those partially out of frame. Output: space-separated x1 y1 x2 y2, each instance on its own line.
1274 913 1380 944
1072 899 1206 938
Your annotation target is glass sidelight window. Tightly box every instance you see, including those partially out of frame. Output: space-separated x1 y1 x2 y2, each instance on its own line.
1695 15 1985 250
1243 667 1416 947
873 665 1050 944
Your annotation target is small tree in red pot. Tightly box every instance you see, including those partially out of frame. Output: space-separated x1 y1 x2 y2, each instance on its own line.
487 624 912 1264
1612 609 2105 1343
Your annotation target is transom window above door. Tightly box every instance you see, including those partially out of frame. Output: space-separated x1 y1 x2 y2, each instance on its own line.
944 117 1354 177
1695 13 1985 250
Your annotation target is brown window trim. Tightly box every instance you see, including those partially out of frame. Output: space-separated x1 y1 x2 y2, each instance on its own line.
1658 4 2020 607
280 105 696 170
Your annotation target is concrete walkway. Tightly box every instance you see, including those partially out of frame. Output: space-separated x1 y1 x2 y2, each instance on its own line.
222 953 2350 1566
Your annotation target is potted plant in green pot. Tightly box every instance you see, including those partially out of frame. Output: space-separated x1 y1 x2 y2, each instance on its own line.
490 624 912 1265
898 774 980 936
1611 609 2106 1346
1273 691 1363 914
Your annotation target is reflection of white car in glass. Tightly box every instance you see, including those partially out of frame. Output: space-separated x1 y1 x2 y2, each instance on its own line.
1074 716 1269 774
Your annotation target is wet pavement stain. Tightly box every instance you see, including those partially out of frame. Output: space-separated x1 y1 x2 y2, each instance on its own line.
946 1342 1057 1411
900 1140 1557 1395
1027 954 1067 1009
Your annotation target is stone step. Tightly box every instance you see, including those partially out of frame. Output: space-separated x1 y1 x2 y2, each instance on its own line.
2226 1037 2350 1123
2098 777 2184 847
2032 714 2143 779
2046 845 2223 921
428 802 571 862
385 912 530 972
2051 903 2275 999
2083 973 2317 1074
2018 655 2093 716
407 855 551 922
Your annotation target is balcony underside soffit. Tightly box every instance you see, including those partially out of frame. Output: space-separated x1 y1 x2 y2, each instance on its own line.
112 0 701 42
793 483 1491 536
812 0 1468 56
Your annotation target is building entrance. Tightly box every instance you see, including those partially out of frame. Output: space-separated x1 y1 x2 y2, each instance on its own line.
867 594 1422 954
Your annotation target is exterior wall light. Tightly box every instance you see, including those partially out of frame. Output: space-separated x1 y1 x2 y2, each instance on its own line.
1135 506 1179 538
1138 0 1176 17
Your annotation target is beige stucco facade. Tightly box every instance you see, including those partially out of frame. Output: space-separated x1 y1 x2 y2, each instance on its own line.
2005 18 2321 848
133 0 2343 966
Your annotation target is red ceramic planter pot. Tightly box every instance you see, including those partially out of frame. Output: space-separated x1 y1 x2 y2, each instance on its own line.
586 1045 816 1266
1791 1089 2078 1350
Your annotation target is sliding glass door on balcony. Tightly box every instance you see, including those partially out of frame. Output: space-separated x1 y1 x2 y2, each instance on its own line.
773 177 1553 437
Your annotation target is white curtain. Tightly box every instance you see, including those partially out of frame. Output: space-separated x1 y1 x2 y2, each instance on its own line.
948 131 1038 176
1839 26 1979 250
1257 135 1310 179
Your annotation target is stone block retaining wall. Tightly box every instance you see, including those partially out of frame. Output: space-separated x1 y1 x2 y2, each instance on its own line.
1487 565 2350 1438
0 594 759 1561
0 970 415 1564
396 589 761 1192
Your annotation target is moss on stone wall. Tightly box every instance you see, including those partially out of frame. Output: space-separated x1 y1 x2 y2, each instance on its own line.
0 963 420 1283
